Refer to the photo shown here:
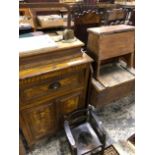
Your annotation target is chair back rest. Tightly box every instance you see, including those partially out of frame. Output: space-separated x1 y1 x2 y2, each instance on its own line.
65 108 91 128
105 8 127 25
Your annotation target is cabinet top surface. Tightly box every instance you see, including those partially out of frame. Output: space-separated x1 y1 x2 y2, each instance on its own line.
19 53 93 80
19 35 84 58
87 25 135 35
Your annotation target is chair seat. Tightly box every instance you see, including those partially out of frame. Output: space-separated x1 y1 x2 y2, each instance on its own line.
72 122 102 155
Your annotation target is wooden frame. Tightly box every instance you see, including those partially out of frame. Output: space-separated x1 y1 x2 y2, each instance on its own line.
19 2 72 30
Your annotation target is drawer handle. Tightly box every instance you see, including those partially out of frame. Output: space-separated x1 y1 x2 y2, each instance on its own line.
48 82 61 90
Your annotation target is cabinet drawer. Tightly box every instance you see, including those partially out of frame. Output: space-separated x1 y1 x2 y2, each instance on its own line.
20 70 85 104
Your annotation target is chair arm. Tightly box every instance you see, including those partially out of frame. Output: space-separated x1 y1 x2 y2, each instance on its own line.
64 120 77 149
90 111 106 139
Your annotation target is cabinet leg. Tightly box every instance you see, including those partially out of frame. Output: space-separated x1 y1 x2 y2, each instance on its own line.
122 53 134 68
94 60 101 79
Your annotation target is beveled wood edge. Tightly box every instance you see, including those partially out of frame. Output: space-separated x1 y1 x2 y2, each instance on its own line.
92 77 135 95
99 77 135 89
19 53 93 80
97 62 135 88
87 25 135 35
91 78 106 92
91 62 135 89
87 28 135 36
20 52 82 70
119 60 135 75
19 39 84 58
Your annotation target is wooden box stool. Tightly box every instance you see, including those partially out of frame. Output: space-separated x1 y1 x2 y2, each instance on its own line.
87 25 135 106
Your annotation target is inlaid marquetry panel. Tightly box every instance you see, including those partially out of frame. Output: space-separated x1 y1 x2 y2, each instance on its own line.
20 71 85 104
59 91 84 115
21 101 57 141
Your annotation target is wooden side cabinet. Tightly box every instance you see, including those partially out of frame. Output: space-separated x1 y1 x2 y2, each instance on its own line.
19 52 93 148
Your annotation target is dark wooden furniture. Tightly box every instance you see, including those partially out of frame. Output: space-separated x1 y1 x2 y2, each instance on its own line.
74 11 101 47
64 106 106 155
128 134 135 146
115 2 135 26
128 8 135 26
104 8 127 25
19 36 93 148
87 25 135 106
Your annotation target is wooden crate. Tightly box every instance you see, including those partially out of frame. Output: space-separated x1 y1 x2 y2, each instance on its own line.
87 25 135 60
37 15 64 28
90 62 135 107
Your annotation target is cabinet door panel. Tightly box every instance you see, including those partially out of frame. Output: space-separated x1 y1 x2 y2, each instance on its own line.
21 101 57 141
59 91 85 115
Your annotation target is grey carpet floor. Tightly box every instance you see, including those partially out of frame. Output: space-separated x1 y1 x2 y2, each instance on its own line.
27 92 135 155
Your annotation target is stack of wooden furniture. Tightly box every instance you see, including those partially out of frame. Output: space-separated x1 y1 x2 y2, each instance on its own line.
87 24 135 106
19 3 135 153
74 11 102 46
19 3 72 31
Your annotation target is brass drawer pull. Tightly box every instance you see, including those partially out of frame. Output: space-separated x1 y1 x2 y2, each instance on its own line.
48 82 61 90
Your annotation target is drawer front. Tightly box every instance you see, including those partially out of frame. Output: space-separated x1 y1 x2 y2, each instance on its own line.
20 101 57 143
100 31 135 60
20 70 85 104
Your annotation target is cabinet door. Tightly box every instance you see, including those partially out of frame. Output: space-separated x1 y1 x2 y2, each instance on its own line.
20 101 57 144
58 91 85 122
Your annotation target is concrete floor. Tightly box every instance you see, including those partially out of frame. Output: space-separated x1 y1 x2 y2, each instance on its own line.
27 92 135 155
